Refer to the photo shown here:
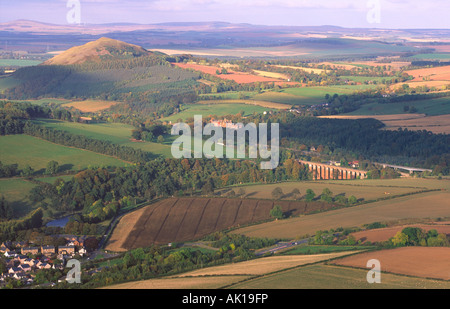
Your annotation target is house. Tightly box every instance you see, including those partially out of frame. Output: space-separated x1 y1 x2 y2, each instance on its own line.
41 245 56 256
12 241 28 248
8 267 23 275
0 245 11 255
21 247 39 255
349 161 360 168
20 264 32 273
78 247 87 257
58 246 75 255
36 262 52 270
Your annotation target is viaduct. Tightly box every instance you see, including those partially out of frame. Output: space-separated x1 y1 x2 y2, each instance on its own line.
298 160 368 180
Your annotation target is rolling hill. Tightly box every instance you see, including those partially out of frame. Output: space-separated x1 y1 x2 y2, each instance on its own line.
42 37 153 65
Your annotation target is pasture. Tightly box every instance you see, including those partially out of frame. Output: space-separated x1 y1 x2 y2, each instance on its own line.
31 119 173 158
0 134 129 172
346 96 450 116
0 178 37 217
162 102 277 122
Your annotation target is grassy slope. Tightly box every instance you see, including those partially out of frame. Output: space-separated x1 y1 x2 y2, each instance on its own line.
0 134 129 172
347 97 450 116
32 119 173 158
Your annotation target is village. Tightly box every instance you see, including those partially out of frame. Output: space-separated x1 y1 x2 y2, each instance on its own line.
0 235 95 287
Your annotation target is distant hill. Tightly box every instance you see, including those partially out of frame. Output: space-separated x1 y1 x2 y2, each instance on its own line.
42 37 152 65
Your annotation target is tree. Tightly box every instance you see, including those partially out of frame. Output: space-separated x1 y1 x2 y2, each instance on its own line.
237 188 246 197
348 195 358 205
391 231 408 247
305 189 316 202
271 187 284 200
270 204 284 220
45 160 59 175
321 188 333 203
401 227 426 246
291 188 301 200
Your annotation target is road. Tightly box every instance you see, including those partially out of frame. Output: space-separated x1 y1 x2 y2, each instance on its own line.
255 238 310 256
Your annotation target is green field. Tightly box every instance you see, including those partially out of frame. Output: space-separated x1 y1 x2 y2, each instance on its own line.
0 134 129 172
162 103 272 122
279 86 374 106
0 76 21 93
0 59 42 67
32 119 173 158
282 245 367 255
229 264 450 289
0 178 37 217
347 97 450 116
410 53 450 60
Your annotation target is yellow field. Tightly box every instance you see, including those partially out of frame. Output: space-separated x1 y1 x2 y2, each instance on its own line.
318 114 426 121
102 252 355 289
272 65 325 74
227 180 425 202
253 70 290 80
198 99 290 110
382 114 450 134
231 190 450 239
101 276 251 289
105 206 148 252
63 100 120 112
319 114 450 134
230 263 450 289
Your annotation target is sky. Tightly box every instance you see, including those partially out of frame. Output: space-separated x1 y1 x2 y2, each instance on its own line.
0 0 449 29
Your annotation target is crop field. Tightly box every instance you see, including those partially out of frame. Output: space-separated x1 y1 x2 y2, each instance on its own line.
405 65 450 82
106 197 338 251
0 134 129 172
331 247 450 281
320 113 450 134
232 190 450 240
62 100 120 112
230 180 426 202
271 65 326 75
103 252 355 289
173 62 286 84
230 263 450 289
349 223 450 244
252 70 290 80
103 249 450 289
382 114 450 134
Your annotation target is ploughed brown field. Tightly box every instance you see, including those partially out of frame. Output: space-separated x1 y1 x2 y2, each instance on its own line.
106 197 337 251
330 247 450 281
350 223 450 244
